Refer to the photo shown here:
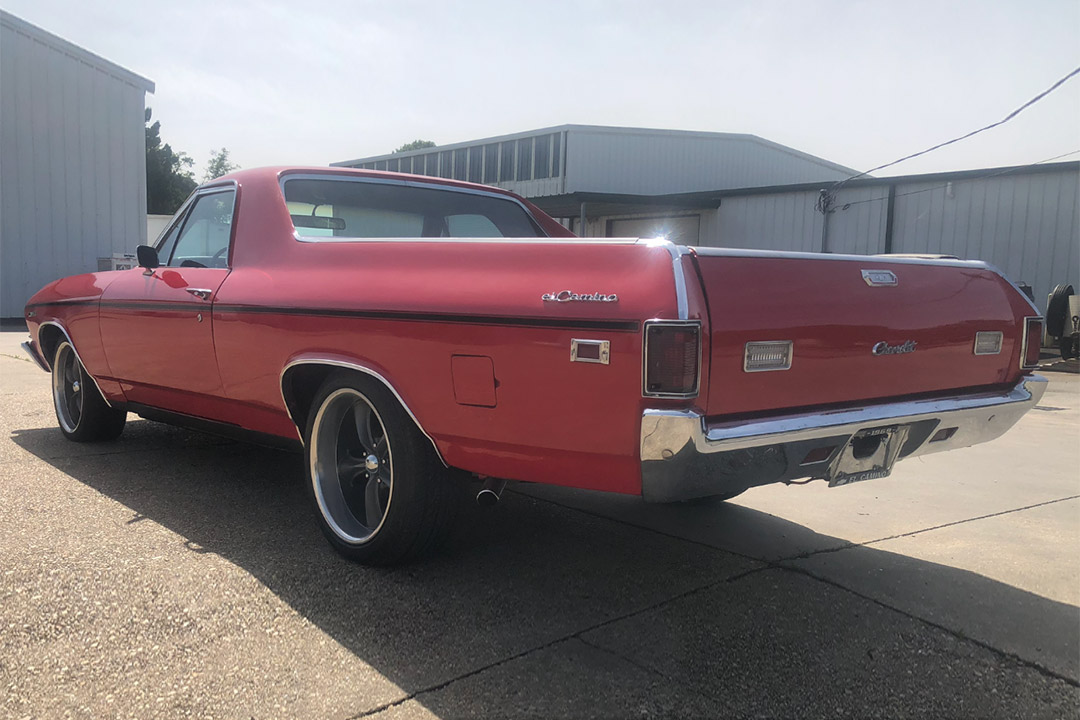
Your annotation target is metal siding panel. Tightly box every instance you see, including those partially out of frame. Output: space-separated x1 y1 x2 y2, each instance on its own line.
0 23 20 315
0 23 148 316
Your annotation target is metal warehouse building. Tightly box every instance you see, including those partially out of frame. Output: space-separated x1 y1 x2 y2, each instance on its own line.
0 11 154 319
337 125 1079 310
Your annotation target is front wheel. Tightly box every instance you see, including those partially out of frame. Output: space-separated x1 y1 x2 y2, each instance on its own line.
51 341 126 442
304 371 458 565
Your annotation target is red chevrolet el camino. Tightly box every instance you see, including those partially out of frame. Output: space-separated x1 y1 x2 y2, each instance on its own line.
23 167 1047 564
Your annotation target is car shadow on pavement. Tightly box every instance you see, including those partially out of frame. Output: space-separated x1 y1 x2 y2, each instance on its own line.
10 423 1080 718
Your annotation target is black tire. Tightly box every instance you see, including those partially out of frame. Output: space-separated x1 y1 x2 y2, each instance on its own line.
304 370 458 565
1046 284 1074 338
51 341 127 442
679 488 747 505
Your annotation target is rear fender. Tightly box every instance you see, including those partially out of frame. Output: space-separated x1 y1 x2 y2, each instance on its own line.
279 353 446 465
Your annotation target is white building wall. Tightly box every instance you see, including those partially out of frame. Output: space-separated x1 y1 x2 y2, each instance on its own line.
0 11 153 317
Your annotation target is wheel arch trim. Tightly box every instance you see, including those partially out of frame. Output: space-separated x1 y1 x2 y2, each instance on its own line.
37 320 115 409
279 356 447 466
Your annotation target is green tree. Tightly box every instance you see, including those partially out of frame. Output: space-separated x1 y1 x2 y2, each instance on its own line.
393 139 436 153
145 108 196 214
204 147 240 182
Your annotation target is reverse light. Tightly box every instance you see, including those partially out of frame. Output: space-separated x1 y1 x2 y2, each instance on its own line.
973 331 1003 355
1021 317 1043 369
643 321 701 397
744 341 793 372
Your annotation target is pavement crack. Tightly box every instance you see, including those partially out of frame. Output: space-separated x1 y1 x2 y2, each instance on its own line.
0 352 33 363
781 563 1080 688
348 570 744 718
784 494 1080 562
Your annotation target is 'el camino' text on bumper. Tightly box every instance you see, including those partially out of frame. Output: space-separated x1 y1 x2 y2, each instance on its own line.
640 375 1048 502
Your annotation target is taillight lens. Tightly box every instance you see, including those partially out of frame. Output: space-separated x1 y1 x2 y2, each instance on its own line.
1022 317 1043 369
644 322 700 397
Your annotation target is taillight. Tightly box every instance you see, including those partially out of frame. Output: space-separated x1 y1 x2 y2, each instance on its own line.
643 321 701 397
1021 317 1043 369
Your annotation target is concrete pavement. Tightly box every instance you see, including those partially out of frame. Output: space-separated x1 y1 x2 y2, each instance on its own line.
1 329 1077 718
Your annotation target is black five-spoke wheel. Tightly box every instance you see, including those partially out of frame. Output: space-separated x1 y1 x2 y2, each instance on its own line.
304 371 459 565
50 340 126 442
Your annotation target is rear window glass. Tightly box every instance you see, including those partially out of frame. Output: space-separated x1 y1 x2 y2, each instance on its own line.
283 178 544 239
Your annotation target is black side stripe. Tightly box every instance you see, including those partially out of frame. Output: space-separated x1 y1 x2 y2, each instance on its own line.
28 300 639 332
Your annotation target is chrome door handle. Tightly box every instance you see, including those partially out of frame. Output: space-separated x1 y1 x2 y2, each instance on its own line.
186 288 213 301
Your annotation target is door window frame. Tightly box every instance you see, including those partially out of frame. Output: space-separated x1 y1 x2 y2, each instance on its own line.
155 180 240 268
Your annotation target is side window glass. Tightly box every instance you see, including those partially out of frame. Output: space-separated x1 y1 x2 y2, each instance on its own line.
167 190 236 268
446 214 501 237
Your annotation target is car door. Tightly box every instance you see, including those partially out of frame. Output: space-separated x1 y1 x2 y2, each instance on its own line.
99 186 236 415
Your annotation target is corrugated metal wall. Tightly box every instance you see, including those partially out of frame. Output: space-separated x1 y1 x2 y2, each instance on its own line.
696 166 1078 308
0 12 152 317
890 171 1078 306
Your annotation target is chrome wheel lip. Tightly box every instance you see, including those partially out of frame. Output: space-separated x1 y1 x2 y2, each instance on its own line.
52 342 83 434
310 388 393 545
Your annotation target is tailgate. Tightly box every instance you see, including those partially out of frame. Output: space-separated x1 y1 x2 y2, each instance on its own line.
692 250 1036 417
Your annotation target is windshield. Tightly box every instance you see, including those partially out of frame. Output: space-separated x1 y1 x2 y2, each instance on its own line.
282 177 545 239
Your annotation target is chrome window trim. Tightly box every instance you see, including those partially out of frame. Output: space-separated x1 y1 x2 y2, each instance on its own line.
973 331 1004 356
743 340 793 372
1020 316 1043 369
155 180 240 268
36 320 114 408
641 319 702 399
279 173 549 243
278 358 446 466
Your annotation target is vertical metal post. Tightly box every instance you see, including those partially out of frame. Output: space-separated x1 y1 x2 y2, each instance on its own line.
818 190 831 253
579 202 587 238
883 184 897 254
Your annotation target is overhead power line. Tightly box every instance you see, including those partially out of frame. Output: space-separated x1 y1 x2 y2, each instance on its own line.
819 65 1080 213
831 149 1080 211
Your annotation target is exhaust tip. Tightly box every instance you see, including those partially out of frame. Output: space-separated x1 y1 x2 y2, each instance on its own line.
475 477 507 506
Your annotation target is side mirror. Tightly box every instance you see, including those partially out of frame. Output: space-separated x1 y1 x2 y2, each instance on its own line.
136 245 160 270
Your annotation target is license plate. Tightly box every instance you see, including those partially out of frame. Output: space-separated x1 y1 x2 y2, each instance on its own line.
827 425 911 488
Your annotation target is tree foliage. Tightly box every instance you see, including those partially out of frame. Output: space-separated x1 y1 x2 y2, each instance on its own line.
393 139 436 153
145 108 196 215
204 147 240 182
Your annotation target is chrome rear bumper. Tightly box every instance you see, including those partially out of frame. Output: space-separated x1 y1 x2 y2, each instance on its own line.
640 375 1048 502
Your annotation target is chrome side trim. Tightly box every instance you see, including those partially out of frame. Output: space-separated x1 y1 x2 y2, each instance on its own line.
21 340 50 372
278 358 447 466
640 375 1047 502
645 239 690 320
36 321 114 408
691 246 988 268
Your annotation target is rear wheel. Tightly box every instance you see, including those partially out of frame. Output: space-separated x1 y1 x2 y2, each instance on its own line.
304 371 458 565
51 341 126 442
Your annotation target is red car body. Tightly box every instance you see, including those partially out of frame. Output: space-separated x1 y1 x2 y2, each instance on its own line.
23 167 1047 560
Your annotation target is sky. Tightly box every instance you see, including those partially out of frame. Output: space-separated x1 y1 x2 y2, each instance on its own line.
4 0 1079 180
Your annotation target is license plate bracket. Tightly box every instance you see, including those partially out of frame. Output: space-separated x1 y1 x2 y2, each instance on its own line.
826 424 911 487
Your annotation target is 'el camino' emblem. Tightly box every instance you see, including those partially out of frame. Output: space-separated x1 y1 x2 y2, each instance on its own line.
862 269 898 287
542 290 618 303
873 340 917 356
